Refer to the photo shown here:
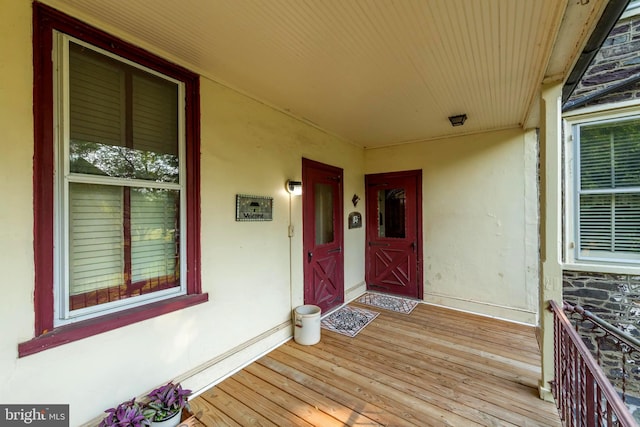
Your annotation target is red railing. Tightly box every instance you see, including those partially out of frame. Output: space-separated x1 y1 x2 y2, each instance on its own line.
550 300 636 427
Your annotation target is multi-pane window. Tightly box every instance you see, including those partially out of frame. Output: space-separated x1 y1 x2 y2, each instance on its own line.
56 35 186 323
26 4 202 356
573 116 640 264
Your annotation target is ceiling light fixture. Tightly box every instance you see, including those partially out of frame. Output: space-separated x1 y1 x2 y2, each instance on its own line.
448 114 467 127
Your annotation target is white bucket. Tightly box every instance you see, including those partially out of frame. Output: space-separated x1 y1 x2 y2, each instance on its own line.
293 304 321 345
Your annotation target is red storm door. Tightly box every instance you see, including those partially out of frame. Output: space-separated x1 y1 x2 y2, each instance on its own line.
302 159 344 313
366 170 422 299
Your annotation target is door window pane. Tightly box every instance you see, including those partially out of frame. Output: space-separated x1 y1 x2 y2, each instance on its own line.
315 183 334 245
378 188 406 238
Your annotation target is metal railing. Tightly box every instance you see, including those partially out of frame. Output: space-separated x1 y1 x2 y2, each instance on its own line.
549 300 637 426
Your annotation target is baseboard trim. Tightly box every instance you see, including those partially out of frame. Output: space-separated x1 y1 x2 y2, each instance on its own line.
345 281 366 301
181 320 293 398
81 321 293 426
424 292 537 325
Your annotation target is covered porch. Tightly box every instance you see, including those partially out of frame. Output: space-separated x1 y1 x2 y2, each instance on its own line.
0 1 628 424
188 301 560 426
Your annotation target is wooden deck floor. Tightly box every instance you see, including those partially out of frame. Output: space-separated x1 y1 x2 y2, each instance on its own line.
188 301 561 426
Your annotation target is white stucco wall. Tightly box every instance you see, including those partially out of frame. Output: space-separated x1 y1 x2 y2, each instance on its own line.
0 1 366 424
365 128 540 324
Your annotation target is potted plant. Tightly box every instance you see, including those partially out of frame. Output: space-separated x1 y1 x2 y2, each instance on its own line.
143 382 191 427
99 398 150 427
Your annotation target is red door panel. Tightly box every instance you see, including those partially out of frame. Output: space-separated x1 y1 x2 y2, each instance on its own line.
366 170 422 299
303 159 344 313
309 254 339 308
373 247 411 286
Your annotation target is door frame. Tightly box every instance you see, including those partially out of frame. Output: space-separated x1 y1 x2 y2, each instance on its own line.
365 169 423 299
302 158 345 312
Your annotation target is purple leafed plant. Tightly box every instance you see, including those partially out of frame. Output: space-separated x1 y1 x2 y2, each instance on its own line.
143 382 191 422
99 398 150 427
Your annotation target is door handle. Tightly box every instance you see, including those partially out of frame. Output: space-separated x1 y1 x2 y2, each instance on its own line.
308 251 313 262
327 247 342 254
411 241 416 252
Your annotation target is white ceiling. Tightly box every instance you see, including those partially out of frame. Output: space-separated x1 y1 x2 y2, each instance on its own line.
41 0 606 148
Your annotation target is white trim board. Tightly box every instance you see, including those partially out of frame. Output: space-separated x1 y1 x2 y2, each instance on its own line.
423 292 537 326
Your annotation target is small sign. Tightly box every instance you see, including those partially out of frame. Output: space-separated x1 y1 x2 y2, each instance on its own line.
236 194 273 221
348 211 362 229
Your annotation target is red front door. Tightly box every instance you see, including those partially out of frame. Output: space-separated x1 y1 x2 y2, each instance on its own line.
365 170 422 299
302 159 344 313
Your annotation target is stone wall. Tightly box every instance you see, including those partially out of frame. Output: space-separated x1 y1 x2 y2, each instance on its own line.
563 270 640 420
568 13 640 107
562 7 640 422
563 271 640 334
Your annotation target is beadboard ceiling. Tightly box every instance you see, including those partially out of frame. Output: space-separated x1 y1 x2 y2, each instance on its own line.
40 0 606 148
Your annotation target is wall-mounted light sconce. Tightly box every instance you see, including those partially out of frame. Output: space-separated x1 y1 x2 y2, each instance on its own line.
448 114 467 127
286 180 303 195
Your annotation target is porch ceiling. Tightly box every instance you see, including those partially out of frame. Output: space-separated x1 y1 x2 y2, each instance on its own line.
41 0 606 148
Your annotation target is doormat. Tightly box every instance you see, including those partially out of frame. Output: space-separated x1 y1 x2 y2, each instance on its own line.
321 306 379 337
356 293 419 314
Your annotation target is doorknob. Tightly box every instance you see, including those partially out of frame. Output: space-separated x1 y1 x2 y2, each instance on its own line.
308 251 313 262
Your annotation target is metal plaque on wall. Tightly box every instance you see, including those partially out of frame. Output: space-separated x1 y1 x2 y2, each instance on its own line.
348 211 362 229
236 194 273 221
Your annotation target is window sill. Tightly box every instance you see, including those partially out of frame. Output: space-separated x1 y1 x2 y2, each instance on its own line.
563 262 640 276
18 293 208 357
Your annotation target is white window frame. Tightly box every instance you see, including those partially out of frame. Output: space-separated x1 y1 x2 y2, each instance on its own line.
563 101 640 274
621 0 640 20
53 32 188 326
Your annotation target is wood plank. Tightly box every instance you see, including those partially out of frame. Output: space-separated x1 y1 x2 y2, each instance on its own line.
217 377 312 426
400 307 539 352
178 415 206 426
363 305 541 364
294 338 519 426
200 386 277 426
188 397 242 426
329 331 548 411
241 364 378 427
257 354 415 426
401 308 541 353
417 303 535 333
353 302 538 348
368 317 541 366
188 301 561 426
231 369 343 427
277 343 484 426
362 320 540 387
318 332 559 426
